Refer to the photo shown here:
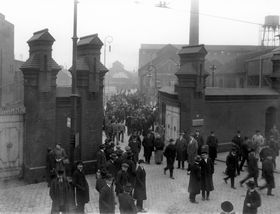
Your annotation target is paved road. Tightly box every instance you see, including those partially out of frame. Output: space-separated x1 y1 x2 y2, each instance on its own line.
0 133 280 213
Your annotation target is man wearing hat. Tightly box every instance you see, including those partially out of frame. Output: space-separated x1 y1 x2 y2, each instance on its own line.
106 153 118 179
133 160 147 212
96 169 108 193
224 149 240 189
200 151 214 201
115 163 130 195
259 155 275 196
194 130 204 155
243 180 261 214
175 132 188 169
72 161 89 213
220 201 235 214
118 183 137 214
142 132 155 164
187 134 198 174
99 173 115 214
49 170 71 214
128 130 142 163
97 144 107 172
206 131 218 164
188 156 201 203
164 139 177 179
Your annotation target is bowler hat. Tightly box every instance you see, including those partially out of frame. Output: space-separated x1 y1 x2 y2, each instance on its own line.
110 153 117 159
76 160 84 166
122 163 129 168
99 144 105 149
124 183 133 192
138 159 145 164
104 173 113 180
221 201 234 213
194 156 201 163
246 180 256 189
168 138 174 143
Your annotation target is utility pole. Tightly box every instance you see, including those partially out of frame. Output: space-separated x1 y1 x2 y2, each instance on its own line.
70 0 79 173
209 65 216 87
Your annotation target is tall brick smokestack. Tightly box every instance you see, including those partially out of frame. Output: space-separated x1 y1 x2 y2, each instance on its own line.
189 0 199 45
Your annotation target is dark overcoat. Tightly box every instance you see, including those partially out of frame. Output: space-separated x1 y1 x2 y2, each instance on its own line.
154 138 165 151
118 192 137 214
262 159 275 188
188 163 201 194
99 184 115 214
133 166 147 200
242 189 261 214
142 135 154 158
194 134 204 154
49 178 71 213
206 136 218 160
106 160 118 179
97 150 107 170
225 153 239 177
247 154 259 177
200 158 214 191
72 169 89 205
96 178 106 193
187 139 198 165
175 137 188 161
164 144 176 169
115 170 129 194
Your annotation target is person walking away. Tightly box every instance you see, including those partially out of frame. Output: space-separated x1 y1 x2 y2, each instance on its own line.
239 151 259 187
133 160 147 212
252 130 264 159
187 135 198 174
106 153 118 179
46 147 56 187
194 130 204 155
243 181 261 214
142 132 155 164
268 135 278 169
154 133 165 164
164 139 176 179
118 183 137 214
175 132 188 169
49 170 71 214
259 143 273 177
99 173 115 214
259 155 275 196
188 156 201 204
239 137 250 172
115 163 130 195
128 131 142 163
200 151 214 200
232 130 243 161
97 144 107 174
224 149 239 189
72 161 89 213
206 131 218 165
123 151 137 188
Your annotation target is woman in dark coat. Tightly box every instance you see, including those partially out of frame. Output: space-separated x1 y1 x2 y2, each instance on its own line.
72 161 89 213
224 149 239 189
188 156 201 203
175 133 188 169
243 181 261 214
154 134 165 164
133 160 147 212
200 152 214 200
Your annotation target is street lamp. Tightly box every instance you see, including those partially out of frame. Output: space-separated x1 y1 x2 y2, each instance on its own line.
209 64 216 87
103 36 113 105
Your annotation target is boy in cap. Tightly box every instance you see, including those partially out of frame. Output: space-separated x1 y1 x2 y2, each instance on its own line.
99 173 115 214
118 183 137 214
115 163 130 195
243 180 261 214
164 139 177 179
188 156 201 203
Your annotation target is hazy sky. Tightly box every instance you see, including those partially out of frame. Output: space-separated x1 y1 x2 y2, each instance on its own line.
1 0 280 71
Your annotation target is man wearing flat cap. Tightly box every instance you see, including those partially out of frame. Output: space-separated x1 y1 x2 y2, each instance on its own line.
118 183 137 214
115 163 130 195
99 173 115 214
106 153 118 179
164 139 177 179
243 180 261 214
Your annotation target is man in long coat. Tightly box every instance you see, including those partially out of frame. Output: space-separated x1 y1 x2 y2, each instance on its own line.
115 163 130 195
142 132 154 164
259 155 275 196
49 170 71 214
128 131 142 163
97 144 107 171
175 133 188 169
164 139 176 179
206 131 218 164
154 134 165 164
243 181 261 214
188 156 201 203
187 135 198 174
200 151 214 200
118 183 137 214
240 151 259 187
194 130 204 155
99 174 115 214
133 160 147 212
72 161 89 213
224 149 239 189
46 147 56 187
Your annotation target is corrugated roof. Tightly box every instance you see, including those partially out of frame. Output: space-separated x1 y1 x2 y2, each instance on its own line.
205 87 279 96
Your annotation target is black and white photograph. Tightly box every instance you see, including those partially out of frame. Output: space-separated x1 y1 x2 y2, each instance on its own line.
0 0 280 213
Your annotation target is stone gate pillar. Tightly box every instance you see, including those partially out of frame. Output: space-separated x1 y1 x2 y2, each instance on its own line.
71 34 107 173
20 29 60 183
175 44 208 134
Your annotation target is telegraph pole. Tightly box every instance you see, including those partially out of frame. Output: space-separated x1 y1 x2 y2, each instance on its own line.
70 0 79 173
209 65 216 87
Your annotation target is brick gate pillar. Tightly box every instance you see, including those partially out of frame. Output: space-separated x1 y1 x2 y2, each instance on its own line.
71 34 107 173
175 45 208 134
20 29 60 183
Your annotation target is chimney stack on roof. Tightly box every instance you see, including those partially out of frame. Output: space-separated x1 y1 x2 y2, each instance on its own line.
189 0 199 45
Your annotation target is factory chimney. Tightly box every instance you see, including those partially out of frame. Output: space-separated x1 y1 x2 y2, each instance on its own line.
189 0 199 45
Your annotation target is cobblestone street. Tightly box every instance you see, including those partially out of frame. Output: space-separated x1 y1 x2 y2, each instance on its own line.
1 134 280 214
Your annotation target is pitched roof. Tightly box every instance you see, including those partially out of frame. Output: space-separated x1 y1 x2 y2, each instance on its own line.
205 87 279 96
178 45 207 55
27 29 55 43
78 34 103 46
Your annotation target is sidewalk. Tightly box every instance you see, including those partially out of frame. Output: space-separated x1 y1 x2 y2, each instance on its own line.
216 152 280 174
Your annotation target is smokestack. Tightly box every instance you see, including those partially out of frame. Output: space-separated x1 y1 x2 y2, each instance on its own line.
189 0 199 45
